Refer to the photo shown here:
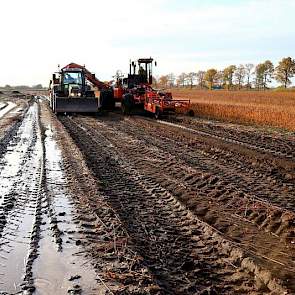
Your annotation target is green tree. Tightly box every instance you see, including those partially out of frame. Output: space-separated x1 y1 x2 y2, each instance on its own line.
223 65 237 89
255 63 265 90
204 69 217 90
263 60 274 90
255 60 274 90
274 57 295 88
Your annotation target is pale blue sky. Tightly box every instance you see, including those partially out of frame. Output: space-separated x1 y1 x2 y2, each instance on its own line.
0 0 294 85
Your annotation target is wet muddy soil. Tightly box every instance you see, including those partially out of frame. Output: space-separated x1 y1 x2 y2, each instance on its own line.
0 99 294 294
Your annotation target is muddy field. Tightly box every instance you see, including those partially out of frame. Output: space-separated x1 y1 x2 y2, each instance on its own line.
0 97 294 294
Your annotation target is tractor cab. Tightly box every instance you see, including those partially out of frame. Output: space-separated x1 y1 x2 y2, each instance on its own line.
51 67 92 98
59 68 88 97
113 57 156 102
127 58 155 88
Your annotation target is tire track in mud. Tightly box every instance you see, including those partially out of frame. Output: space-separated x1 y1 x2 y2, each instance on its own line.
0 101 29 160
39 102 163 295
170 116 295 160
0 102 44 294
32 118 100 295
110 116 295 231
79 116 295 239
0 101 101 294
80 115 295 284
61 115 290 294
150 117 295 196
147 117 295 186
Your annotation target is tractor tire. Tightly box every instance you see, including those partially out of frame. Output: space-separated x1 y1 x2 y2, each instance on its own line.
122 94 134 115
187 109 195 117
52 96 56 113
155 107 162 120
100 89 115 110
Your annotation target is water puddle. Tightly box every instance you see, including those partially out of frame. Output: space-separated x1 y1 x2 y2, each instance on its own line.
0 106 39 208
0 102 16 118
33 125 99 295
0 103 43 293
10 107 24 115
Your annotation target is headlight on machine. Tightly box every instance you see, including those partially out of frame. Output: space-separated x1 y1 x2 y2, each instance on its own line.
70 92 81 97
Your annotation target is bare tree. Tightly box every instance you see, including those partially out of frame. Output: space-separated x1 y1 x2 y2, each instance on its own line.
177 73 187 88
196 71 206 89
215 70 224 88
158 75 169 88
234 65 246 89
244 63 254 89
167 73 175 88
187 72 197 88
152 76 158 88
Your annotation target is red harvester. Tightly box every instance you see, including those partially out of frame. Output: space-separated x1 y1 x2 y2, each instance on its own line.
113 58 193 119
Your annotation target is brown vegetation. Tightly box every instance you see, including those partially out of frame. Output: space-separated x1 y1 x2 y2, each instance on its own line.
172 89 295 131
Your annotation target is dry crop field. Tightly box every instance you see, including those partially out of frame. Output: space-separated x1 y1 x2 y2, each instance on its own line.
172 89 295 131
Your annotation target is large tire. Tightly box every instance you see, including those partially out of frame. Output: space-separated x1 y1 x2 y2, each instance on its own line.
51 95 56 113
155 107 162 119
100 89 115 110
187 109 194 117
122 94 134 115
49 95 53 110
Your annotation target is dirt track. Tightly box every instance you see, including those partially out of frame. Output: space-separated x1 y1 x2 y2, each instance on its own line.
0 99 294 294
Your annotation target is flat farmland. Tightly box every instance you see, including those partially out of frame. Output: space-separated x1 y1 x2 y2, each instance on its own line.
0 95 294 294
172 89 295 131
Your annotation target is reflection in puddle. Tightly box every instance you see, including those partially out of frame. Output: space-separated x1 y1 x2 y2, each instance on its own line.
33 125 99 295
0 102 16 118
0 104 43 293
0 106 38 207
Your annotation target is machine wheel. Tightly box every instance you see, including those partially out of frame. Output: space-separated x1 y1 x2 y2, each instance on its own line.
187 109 195 117
122 94 134 115
52 96 56 114
100 89 115 110
155 107 162 120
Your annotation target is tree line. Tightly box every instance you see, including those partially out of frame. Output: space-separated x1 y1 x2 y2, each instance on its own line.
0 84 45 90
155 57 295 90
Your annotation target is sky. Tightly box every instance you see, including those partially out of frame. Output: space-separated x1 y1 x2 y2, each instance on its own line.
0 0 294 86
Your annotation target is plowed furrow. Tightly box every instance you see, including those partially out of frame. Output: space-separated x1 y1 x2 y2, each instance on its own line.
60 115 291 294
174 117 295 159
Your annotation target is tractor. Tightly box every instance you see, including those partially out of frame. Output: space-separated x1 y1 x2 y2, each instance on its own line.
113 58 193 118
49 63 114 114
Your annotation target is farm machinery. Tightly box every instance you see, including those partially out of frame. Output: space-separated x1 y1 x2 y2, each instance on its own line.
49 63 114 114
113 58 193 119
